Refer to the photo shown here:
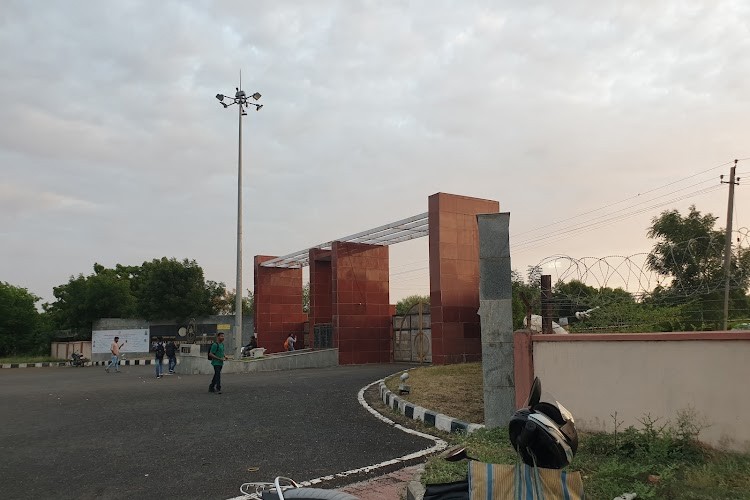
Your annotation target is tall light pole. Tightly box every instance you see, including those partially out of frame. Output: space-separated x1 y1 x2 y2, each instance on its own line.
216 83 262 357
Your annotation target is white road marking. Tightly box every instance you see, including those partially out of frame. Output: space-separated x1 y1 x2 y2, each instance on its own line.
230 374 446 499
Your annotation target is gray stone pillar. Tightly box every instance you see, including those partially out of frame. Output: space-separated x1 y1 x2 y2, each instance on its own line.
477 212 515 428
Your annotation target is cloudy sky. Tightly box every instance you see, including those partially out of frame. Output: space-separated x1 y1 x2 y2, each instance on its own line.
2 0 749 305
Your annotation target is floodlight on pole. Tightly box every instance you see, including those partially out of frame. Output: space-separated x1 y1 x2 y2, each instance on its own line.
216 75 263 359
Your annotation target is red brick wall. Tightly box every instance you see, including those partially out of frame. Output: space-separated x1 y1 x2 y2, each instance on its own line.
253 255 307 353
428 193 499 364
332 242 391 364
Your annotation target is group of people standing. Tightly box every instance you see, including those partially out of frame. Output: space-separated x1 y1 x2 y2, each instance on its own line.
104 331 298 395
152 337 178 378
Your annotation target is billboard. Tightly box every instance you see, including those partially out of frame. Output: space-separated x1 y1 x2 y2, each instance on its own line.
92 329 150 354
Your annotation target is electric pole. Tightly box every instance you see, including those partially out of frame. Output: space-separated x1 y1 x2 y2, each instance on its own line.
721 159 740 330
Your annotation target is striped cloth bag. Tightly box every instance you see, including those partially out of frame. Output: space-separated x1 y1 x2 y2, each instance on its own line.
468 461 584 500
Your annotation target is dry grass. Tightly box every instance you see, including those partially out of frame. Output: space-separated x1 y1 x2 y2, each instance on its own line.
384 362 484 424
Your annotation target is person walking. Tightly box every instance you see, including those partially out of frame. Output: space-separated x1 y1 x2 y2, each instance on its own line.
105 336 125 373
208 333 227 394
165 340 177 374
154 337 165 379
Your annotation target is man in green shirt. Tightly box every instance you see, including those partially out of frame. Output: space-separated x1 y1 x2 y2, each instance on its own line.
208 333 228 394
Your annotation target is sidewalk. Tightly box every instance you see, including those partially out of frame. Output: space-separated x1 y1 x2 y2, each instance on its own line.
339 464 423 500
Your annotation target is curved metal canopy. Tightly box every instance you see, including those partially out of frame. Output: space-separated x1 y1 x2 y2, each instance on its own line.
260 212 429 268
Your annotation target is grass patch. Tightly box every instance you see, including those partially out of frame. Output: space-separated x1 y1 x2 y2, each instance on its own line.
0 356 66 364
387 363 750 499
384 362 484 424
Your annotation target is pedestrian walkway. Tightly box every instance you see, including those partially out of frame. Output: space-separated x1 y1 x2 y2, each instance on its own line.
339 464 423 500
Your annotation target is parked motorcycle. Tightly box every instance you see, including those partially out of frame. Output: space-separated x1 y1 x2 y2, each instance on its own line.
69 351 88 367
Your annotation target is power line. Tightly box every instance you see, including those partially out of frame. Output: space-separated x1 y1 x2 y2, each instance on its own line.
512 184 723 252
511 158 743 239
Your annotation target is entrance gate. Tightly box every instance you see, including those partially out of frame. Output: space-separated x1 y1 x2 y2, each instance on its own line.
392 303 432 363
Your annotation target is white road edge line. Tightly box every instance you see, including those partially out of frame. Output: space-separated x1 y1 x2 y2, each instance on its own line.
230 374 447 499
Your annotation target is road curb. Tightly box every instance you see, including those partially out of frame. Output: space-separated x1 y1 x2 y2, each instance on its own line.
379 381 485 434
378 379 484 500
0 358 181 369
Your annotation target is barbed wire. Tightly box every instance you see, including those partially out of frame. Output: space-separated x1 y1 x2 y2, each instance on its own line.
528 228 750 307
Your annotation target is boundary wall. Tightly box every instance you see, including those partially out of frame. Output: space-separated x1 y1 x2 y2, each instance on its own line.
514 330 750 452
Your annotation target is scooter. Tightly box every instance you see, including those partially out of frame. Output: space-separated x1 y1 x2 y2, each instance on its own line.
69 351 88 367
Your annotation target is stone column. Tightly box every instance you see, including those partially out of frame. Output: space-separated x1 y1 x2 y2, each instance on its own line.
477 212 515 428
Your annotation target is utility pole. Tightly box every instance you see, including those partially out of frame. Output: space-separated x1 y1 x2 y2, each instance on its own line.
721 160 740 330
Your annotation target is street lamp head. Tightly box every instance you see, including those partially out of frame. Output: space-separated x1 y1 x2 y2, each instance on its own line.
215 94 224 102
251 92 262 101
222 102 228 108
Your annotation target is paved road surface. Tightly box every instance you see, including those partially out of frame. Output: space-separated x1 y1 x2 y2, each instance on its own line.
0 363 429 500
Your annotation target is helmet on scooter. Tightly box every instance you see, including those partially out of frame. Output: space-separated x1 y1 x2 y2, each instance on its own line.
508 377 578 469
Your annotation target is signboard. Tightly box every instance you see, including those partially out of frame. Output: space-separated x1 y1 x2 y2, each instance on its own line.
92 329 149 354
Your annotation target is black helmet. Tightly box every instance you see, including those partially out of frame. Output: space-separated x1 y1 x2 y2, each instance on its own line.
508 377 578 469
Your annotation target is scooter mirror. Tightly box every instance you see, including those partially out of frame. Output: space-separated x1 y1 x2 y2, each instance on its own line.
526 377 542 408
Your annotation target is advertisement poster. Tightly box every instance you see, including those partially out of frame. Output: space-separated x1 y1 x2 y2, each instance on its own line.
92 329 149 354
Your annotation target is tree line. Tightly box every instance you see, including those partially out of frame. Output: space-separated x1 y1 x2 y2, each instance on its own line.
0 257 253 357
513 206 750 331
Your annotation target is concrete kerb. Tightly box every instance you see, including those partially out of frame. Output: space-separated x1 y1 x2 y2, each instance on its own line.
379 381 485 435
377 377 484 500
0 358 180 369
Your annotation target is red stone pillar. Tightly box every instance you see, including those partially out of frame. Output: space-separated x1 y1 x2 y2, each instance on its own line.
428 193 500 364
332 241 391 364
253 255 307 353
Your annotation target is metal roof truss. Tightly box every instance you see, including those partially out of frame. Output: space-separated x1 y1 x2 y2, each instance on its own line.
261 212 429 268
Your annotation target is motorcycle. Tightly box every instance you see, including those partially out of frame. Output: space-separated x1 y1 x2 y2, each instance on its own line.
69 351 88 367
241 339 265 358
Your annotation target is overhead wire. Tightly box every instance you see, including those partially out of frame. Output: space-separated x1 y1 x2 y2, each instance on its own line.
387 158 749 298
512 184 723 253
512 158 741 239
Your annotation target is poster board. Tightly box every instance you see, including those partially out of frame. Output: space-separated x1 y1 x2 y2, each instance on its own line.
92 329 150 354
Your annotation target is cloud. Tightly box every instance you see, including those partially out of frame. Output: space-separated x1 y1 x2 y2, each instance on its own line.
0 181 98 217
0 0 749 302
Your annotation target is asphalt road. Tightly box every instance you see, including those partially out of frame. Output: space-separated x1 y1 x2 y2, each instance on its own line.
0 363 430 500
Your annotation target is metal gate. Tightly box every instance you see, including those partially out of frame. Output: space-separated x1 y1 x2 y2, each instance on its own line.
313 323 333 348
393 303 431 363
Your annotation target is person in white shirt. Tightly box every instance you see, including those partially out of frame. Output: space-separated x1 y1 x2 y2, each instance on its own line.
105 336 125 373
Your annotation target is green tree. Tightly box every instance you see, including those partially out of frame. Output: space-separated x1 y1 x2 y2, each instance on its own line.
45 265 136 333
646 206 726 294
511 269 540 330
396 294 430 315
302 282 310 313
553 280 634 319
0 282 48 356
225 288 254 316
645 206 750 329
206 280 230 314
133 257 215 321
